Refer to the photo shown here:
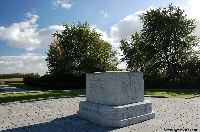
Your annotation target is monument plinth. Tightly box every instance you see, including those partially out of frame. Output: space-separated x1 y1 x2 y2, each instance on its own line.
77 71 155 127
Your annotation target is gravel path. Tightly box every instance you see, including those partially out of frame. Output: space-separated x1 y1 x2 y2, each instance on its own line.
0 97 200 132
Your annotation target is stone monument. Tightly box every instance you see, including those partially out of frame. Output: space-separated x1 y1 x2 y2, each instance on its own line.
77 71 155 127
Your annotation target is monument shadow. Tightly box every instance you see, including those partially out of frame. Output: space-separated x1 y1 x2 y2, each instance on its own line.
2 114 118 132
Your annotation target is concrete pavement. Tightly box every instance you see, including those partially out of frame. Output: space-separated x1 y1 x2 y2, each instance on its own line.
0 97 199 132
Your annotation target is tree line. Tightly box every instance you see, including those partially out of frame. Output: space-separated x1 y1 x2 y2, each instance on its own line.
120 4 200 84
46 4 200 86
5 4 199 89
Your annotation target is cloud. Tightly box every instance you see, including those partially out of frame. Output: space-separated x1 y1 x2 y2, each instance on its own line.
91 25 119 50
38 25 64 49
100 10 108 17
110 3 200 44
185 0 200 20
110 11 143 43
0 53 48 75
91 25 126 69
0 12 64 50
183 0 200 38
0 12 40 50
53 0 72 9
109 7 158 44
97 9 148 69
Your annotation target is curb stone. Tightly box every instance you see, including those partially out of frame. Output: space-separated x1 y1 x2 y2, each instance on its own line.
184 94 200 99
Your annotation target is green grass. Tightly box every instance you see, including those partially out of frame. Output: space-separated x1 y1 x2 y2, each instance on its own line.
0 78 23 82
0 90 86 104
144 89 200 98
0 88 199 104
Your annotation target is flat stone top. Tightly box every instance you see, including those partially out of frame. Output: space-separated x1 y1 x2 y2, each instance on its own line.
86 72 144 105
1 97 200 131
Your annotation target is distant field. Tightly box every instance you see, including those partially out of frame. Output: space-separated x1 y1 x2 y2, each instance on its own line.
0 78 23 82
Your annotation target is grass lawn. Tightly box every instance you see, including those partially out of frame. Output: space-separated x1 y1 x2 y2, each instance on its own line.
0 90 86 104
0 78 23 82
0 88 199 104
145 89 200 98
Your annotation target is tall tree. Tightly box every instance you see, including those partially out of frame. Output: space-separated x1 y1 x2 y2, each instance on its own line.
120 4 199 81
46 22 118 76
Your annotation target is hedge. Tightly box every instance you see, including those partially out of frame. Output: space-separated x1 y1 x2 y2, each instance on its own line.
23 74 86 90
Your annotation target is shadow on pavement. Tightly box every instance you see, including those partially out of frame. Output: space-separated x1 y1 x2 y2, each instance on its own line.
2 114 117 132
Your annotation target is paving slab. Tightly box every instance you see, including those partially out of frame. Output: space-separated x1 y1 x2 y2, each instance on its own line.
0 97 200 132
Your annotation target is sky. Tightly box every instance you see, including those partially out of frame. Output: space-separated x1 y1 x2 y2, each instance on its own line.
0 0 200 75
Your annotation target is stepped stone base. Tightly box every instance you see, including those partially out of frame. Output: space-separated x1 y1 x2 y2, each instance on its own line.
77 100 155 127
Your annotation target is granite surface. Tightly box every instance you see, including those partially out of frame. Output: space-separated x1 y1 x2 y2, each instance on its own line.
86 72 144 105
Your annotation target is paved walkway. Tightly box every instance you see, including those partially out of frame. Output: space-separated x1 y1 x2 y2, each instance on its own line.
0 84 28 93
0 97 200 132
1 87 27 93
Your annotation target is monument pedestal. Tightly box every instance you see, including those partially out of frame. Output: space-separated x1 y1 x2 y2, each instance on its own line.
78 100 155 127
77 72 155 127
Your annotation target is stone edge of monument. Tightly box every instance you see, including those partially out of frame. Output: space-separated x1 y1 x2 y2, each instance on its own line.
77 100 155 127
78 71 155 127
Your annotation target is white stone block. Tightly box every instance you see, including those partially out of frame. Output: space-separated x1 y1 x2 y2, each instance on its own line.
86 72 144 105
77 71 155 127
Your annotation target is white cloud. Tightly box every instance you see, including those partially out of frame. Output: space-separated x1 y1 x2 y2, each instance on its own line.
53 0 72 9
91 25 119 50
183 0 200 38
0 12 64 50
38 25 64 49
110 7 157 43
0 53 48 75
100 10 108 17
110 11 143 43
91 25 126 69
185 0 200 20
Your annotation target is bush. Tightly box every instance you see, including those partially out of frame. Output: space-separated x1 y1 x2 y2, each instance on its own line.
40 74 85 83
40 83 85 90
23 74 86 90
144 73 200 89
39 74 86 90
23 74 40 87
144 81 200 89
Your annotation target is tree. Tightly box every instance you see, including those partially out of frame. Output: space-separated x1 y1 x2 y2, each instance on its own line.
179 57 200 83
120 4 199 81
46 22 118 76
